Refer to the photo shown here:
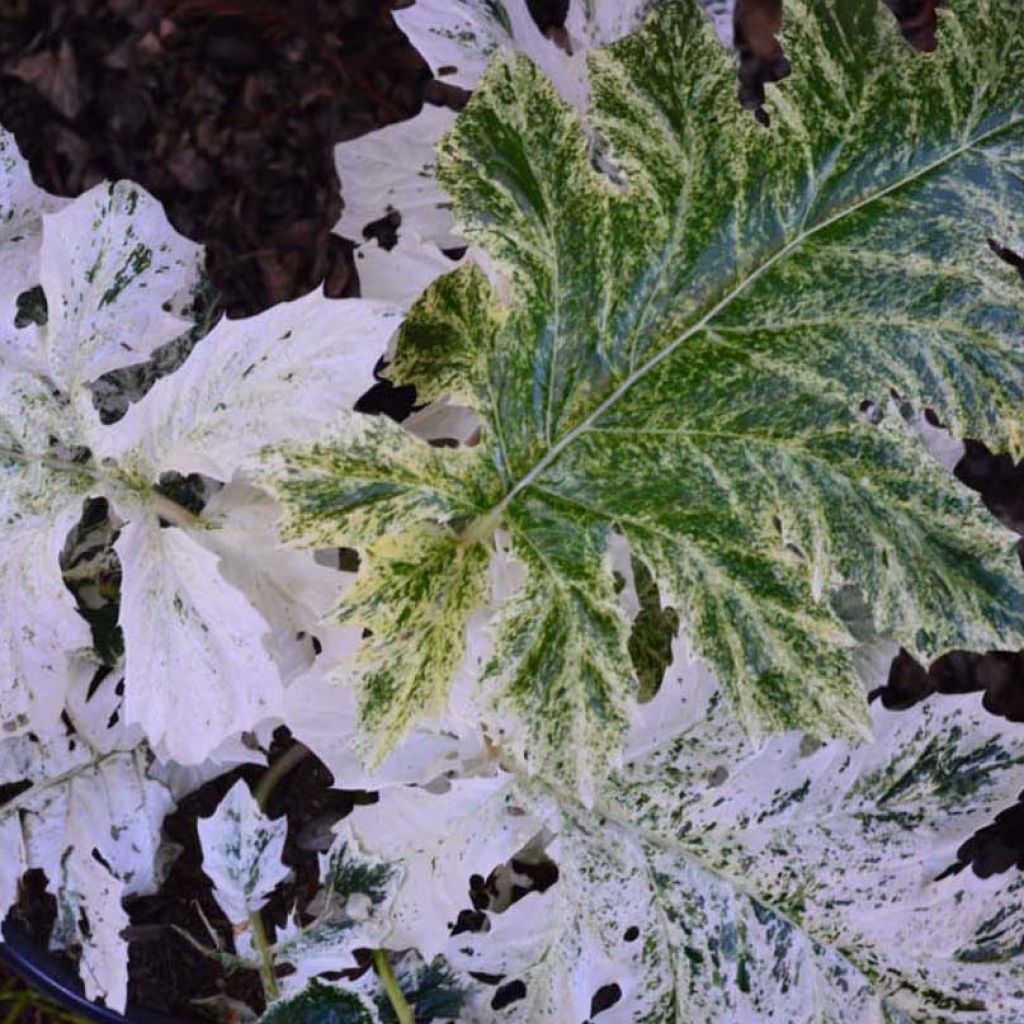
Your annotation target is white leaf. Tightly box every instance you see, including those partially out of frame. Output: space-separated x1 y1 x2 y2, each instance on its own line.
339 773 544 960
0 701 174 1014
0 500 92 738
55 849 132 1008
395 0 558 94
0 127 68 371
352 234 464 310
203 479 352 681
99 290 400 481
39 180 202 405
198 778 290 928
283 664 487 790
116 517 283 764
336 104 463 254
356 679 1024 1022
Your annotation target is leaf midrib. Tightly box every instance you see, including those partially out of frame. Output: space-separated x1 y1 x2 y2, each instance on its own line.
484 113 1024 527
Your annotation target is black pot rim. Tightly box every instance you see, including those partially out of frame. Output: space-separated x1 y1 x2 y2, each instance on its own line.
1 921 190 1024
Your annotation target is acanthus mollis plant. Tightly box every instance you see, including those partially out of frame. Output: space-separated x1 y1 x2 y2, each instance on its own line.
273 0 1024 790
2 0 1024 1021
264 0 1024 1019
0 125 405 1012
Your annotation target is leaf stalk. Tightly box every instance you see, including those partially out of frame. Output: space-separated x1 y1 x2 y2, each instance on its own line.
371 949 414 1024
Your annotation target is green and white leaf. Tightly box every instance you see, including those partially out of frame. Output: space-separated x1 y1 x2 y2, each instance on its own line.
272 0 1024 788
37 180 201 429
259 980 378 1024
273 838 396 992
198 779 290 940
0 661 175 1012
346 668 1024 1023
337 0 726 305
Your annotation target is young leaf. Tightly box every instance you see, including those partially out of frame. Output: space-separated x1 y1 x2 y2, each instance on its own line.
271 0 1024 790
345 677 1024 1022
259 980 377 1024
198 778 290 934
273 839 396 990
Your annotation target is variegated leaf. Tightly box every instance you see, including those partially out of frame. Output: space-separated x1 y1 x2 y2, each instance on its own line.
272 838 396 992
0 174 203 739
198 779 290 932
0 154 402 761
336 0 731 306
259 980 378 1024
270 0 1024 789
346 674 1024 1022
0 663 175 1012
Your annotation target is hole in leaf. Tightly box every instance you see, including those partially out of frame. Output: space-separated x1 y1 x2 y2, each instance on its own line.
469 971 505 986
362 207 401 251
623 925 639 942
91 848 114 873
155 471 210 519
590 982 622 1017
627 556 679 703
13 284 47 328
61 499 123 666
937 788 1024 880
490 979 527 1011
354 357 418 422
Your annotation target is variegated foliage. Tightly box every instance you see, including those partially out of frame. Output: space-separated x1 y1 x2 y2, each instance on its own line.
0 128 399 762
335 0 735 307
340 658 1024 1022
269 0 1024 796
0 129 401 1010
0 659 175 1011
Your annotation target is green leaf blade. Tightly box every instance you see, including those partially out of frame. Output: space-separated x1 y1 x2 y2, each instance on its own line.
273 0 1024 786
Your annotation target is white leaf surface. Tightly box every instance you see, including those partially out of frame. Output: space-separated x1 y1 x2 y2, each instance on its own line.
115 517 283 764
0 664 174 1012
0 126 68 371
39 180 201 407
283 664 488 790
55 848 132 1009
198 779 290 928
338 773 544 960
336 104 463 253
99 290 400 481
345 680 1024 1022
352 235 464 310
203 479 352 681
0 499 92 737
